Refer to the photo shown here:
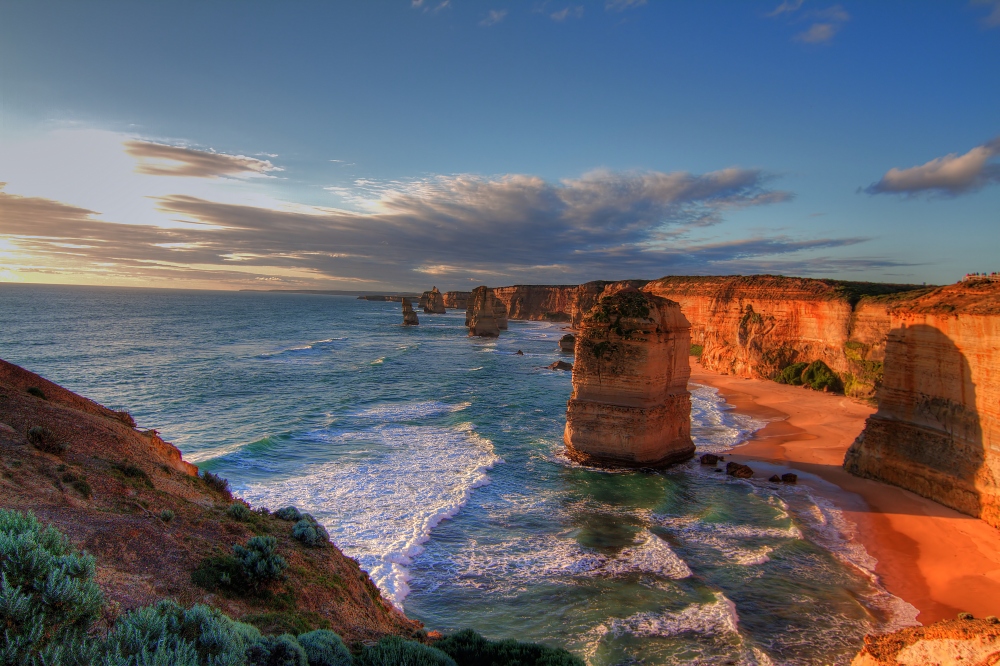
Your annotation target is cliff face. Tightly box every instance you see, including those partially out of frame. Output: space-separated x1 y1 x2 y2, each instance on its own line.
844 280 1000 529
465 286 502 337
493 299 508 330
442 291 471 310
401 297 419 326
852 615 1000 666
564 290 694 467
490 281 648 325
0 358 420 641
420 287 446 314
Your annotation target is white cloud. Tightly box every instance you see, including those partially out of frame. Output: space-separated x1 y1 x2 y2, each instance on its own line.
606 0 646 11
867 137 1000 196
767 0 805 17
480 9 507 26
795 22 838 43
974 0 1000 27
551 6 583 21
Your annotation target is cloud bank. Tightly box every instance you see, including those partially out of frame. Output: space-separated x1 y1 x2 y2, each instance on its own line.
123 141 282 178
867 137 1000 196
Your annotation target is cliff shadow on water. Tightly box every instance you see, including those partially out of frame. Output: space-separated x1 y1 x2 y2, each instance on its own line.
845 323 987 524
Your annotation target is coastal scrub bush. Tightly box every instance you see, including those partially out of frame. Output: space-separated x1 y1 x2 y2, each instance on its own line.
191 554 243 593
160 509 175 522
801 360 843 392
27 425 68 455
292 514 330 548
26 386 46 399
61 470 92 498
246 633 309 666
297 630 352 666
227 502 253 521
0 509 104 665
275 506 303 522
775 362 808 386
234 536 288 590
102 599 262 666
112 461 153 488
356 636 456 666
689 344 704 358
201 469 232 497
434 629 584 666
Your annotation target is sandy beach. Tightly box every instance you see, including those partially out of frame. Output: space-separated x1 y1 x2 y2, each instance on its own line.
690 362 1000 625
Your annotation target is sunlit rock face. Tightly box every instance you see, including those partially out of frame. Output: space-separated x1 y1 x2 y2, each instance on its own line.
564 290 694 467
845 280 1000 528
443 291 471 310
420 286 446 314
493 298 508 330
465 286 502 337
401 297 419 326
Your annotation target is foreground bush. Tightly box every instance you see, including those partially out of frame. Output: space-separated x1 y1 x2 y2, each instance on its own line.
26 425 68 454
275 506 303 521
297 630 352 666
357 636 456 666
434 629 585 666
226 502 253 521
235 536 288 589
0 509 103 665
246 633 308 666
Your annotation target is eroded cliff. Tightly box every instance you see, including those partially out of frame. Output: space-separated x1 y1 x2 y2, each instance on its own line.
420 286 446 314
465 286 502 337
844 280 1000 528
564 290 694 467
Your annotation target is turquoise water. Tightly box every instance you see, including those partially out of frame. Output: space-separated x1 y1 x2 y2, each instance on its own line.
0 285 915 665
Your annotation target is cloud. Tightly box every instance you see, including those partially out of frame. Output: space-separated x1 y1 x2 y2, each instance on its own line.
767 0 804 17
123 141 282 178
974 0 1000 27
480 9 507 26
769 3 849 44
605 0 646 11
866 137 1000 196
794 22 839 43
550 6 583 21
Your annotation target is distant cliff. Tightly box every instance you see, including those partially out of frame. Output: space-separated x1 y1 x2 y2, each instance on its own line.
844 280 1000 528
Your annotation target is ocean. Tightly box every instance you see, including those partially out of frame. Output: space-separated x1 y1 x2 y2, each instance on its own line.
0 285 917 665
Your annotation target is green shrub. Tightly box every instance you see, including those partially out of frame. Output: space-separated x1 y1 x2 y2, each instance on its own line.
689 344 704 358
0 509 104 665
435 629 584 666
160 509 175 522
775 362 808 385
242 611 314 637
26 425 68 455
26 386 46 399
275 506 303 522
292 515 330 548
227 502 253 521
60 471 93 499
201 470 232 497
357 636 456 666
297 630 352 666
801 360 843 392
234 536 288 590
103 599 262 666
112 461 153 488
246 634 309 666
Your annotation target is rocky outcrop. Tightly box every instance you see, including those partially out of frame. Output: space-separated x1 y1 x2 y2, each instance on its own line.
491 281 648 325
559 334 575 353
466 286 502 337
844 280 1000 528
564 290 694 467
852 615 1000 666
443 291 471 310
549 361 573 371
401 297 419 326
420 286 446 314
493 299 508 330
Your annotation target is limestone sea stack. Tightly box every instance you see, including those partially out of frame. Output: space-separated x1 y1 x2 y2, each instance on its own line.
564 289 695 467
443 291 471 310
401 297 419 326
559 333 576 353
466 286 502 337
844 279 1000 528
493 298 509 330
421 286 446 314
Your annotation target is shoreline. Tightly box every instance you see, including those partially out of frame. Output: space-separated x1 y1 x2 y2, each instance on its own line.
689 361 1000 625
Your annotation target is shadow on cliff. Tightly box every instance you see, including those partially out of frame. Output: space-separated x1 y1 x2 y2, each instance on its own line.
845 323 984 521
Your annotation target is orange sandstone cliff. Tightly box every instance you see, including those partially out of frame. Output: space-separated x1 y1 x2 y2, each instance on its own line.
420 286 446 314
442 291 471 310
564 290 694 467
844 280 1000 528
851 615 1000 666
465 286 502 337
0 358 420 642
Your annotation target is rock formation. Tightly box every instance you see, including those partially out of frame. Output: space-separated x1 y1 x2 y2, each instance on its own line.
564 290 694 467
443 291 471 310
493 299 508 330
851 614 1000 666
549 361 572 371
465 286 502 337
559 334 576 353
420 286 446 314
844 280 1000 529
401 297 419 326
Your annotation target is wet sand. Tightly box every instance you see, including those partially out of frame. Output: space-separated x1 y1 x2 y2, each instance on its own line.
690 362 1000 625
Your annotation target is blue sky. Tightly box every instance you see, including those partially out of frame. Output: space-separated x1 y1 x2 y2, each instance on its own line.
0 1 998 290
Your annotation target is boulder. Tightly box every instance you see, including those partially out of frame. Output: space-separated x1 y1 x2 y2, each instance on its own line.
401 298 419 326
769 474 781 482
549 361 573 371
726 461 754 478
700 453 720 465
781 473 798 483
559 334 576 353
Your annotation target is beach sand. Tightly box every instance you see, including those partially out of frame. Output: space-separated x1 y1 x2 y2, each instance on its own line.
690 362 1000 625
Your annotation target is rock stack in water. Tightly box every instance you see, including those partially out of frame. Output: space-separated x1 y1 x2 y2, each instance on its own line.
493 298 509 330
421 286 446 314
559 334 576 353
564 289 694 467
466 286 502 337
401 297 419 326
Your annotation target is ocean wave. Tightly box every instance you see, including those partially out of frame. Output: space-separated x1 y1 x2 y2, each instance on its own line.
353 401 471 422
605 592 741 638
258 337 345 359
690 383 768 453
237 422 500 608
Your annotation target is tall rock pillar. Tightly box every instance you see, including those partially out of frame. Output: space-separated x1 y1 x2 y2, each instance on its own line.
564 289 694 467
466 286 502 337
401 297 419 326
421 286 446 314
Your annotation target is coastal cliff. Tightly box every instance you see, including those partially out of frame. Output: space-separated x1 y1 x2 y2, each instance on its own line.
564 290 694 467
443 290 471 310
844 280 1000 529
852 615 1000 665
465 286 502 337
0 358 420 642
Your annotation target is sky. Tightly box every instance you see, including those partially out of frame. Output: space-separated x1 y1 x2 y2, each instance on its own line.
0 1 998 292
